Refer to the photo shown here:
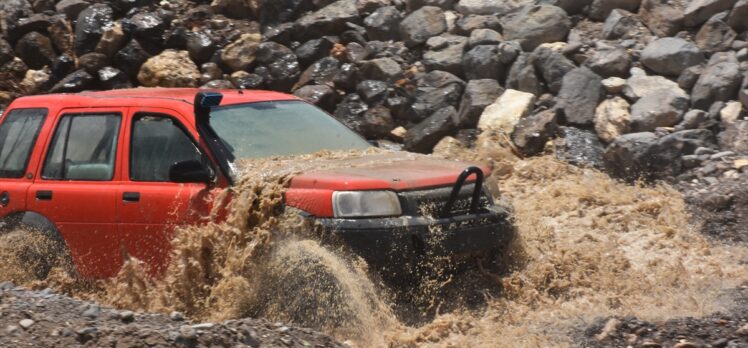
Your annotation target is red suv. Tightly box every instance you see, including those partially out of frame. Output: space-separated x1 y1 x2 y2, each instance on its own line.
0 89 513 279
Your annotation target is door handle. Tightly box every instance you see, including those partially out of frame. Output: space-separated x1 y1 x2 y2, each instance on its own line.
0 191 8 206
36 190 52 200
122 192 140 202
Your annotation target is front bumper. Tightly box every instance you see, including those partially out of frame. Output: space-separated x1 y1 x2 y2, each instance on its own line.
316 205 514 265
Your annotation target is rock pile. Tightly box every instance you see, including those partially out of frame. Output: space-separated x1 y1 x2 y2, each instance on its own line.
0 0 746 182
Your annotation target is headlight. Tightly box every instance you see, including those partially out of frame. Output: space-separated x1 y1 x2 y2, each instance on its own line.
332 191 402 218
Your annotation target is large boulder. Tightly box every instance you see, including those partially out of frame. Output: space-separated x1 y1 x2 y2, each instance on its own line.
603 132 659 179
294 0 361 41
683 0 737 27
477 89 536 133
404 106 459 153
558 67 604 125
595 96 632 143
423 35 468 76
511 108 559 155
221 33 261 72
113 39 151 79
532 45 576 94
630 87 690 131
74 4 113 55
457 79 503 127
14 32 55 70
411 82 464 121
506 52 543 95
638 0 685 37
588 0 641 20
691 53 742 110
694 12 737 53
640 38 705 76
294 85 338 112
462 44 503 80
363 6 401 41
399 6 447 47
502 5 571 51
137 50 200 87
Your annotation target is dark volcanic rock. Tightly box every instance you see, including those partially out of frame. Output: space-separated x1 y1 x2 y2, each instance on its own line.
123 12 167 42
588 0 641 20
603 131 659 179
399 6 447 47
683 0 737 27
640 37 705 76
454 15 502 35
294 84 338 112
558 67 603 125
49 69 95 93
363 6 401 41
0 39 14 66
97 66 132 90
294 0 361 42
601 9 642 40
727 0 748 32
638 0 685 37
532 45 576 94
356 80 389 103
691 53 742 110
677 65 704 90
360 105 395 139
55 0 90 21
718 120 748 153
358 57 402 82
295 38 335 68
694 12 737 53
411 82 464 121
457 79 503 127
78 52 108 74
502 5 571 51
462 44 503 81
586 47 631 77
404 106 458 153
512 108 559 156
295 57 341 89
185 31 216 64
113 39 152 79
334 93 369 132
230 71 265 90
555 126 605 168
74 4 114 55
507 52 543 96
423 35 468 76
14 32 55 70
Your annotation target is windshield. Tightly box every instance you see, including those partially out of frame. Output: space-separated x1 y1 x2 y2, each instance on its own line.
209 101 371 160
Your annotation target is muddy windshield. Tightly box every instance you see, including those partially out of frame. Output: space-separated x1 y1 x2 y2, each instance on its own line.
209 101 370 160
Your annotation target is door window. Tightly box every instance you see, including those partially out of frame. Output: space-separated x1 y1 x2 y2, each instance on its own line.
130 115 207 182
0 108 47 178
42 114 121 181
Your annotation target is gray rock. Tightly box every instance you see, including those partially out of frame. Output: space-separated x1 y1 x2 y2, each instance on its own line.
623 68 680 101
49 69 95 93
294 85 338 112
719 120 748 152
359 57 402 82
407 0 455 10
423 35 468 76
295 57 341 89
55 0 89 20
334 93 369 132
462 45 503 80
727 0 748 32
119 310 134 322
588 0 641 21
742 75 748 109
683 0 737 27
648 129 716 176
677 64 704 90
630 87 690 131
468 29 502 48
454 15 502 35
457 79 503 127
411 82 464 121
364 6 401 41
558 67 603 125
404 106 459 153
640 38 705 76
586 47 631 77
538 0 594 14
294 0 360 41
18 319 34 329
532 45 577 94
0 0 33 17
295 38 335 67
555 126 605 168
356 80 389 103
360 105 395 139
691 53 742 110
512 108 559 155
416 70 466 88
185 31 216 64
399 6 447 47
74 4 113 55
638 0 685 37
98 66 132 90
507 52 543 95
603 131 659 179
454 0 528 15
123 12 167 41
0 39 14 66
601 9 642 39
675 109 716 130
694 12 737 53
503 5 571 51
82 304 100 318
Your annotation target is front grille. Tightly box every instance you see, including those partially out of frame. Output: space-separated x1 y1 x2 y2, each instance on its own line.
398 184 493 217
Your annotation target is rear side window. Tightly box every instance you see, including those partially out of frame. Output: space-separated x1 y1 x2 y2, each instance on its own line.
42 114 121 181
130 115 205 182
0 108 47 178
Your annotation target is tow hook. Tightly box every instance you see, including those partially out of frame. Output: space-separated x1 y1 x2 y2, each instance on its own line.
440 166 484 218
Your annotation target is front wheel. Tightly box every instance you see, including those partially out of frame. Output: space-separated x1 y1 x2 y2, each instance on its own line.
0 226 73 282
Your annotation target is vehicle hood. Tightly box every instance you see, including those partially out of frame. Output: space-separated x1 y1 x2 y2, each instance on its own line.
288 152 491 192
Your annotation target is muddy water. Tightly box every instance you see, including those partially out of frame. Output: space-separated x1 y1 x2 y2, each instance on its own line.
2 136 747 347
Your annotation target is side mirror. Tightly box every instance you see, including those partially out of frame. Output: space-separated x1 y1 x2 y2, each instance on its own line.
169 160 212 184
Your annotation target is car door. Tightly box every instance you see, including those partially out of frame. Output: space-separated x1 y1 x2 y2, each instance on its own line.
27 108 125 278
117 108 216 275
0 108 49 223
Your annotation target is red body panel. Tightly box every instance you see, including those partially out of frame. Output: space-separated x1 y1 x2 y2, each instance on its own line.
1 88 492 279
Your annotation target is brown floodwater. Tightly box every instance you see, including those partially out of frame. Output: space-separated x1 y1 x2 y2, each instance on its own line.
1 133 747 347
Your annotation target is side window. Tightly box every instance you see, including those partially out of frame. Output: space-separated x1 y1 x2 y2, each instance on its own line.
42 114 121 181
130 115 206 182
0 108 47 178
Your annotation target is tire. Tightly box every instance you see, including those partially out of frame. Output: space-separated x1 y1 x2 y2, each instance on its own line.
0 217 73 281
